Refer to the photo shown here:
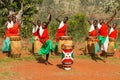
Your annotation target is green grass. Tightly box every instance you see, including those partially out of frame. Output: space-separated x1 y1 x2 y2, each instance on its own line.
0 71 17 77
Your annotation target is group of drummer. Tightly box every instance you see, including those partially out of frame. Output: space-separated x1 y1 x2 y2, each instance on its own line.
2 10 119 64
86 10 118 61
2 13 71 65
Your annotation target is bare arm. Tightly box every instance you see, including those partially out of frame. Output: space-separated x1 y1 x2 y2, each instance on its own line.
106 10 117 25
88 20 92 25
56 12 64 23
46 13 52 26
32 21 36 26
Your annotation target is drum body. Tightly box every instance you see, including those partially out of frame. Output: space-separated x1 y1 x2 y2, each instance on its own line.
85 37 96 54
10 36 21 55
62 44 74 70
58 36 73 53
34 36 43 54
107 38 115 54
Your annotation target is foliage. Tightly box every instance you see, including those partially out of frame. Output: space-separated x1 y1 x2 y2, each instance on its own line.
67 13 89 42
100 0 119 13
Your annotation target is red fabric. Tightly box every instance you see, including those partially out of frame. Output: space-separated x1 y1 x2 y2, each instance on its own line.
89 30 97 36
5 22 19 37
38 28 49 43
63 49 72 53
109 28 118 39
56 24 67 41
99 23 108 37
33 31 38 36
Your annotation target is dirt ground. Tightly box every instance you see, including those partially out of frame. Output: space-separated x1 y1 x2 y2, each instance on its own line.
0 38 120 80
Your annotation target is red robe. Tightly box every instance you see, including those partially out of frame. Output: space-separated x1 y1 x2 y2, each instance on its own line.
5 21 19 37
56 22 67 41
89 29 98 37
99 23 108 37
109 28 118 39
38 28 49 43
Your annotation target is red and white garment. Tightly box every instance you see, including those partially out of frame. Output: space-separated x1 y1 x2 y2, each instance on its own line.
38 27 49 43
56 21 67 41
89 24 98 36
109 27 118 39
98 23 109 52
32 25 39 36
5 21 19 37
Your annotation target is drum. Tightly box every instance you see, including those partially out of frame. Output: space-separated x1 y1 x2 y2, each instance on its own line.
85 36 96 54
34 36 43 54
107 37 115 54
10 36 21 56
62 44 74 70
58 36 73 53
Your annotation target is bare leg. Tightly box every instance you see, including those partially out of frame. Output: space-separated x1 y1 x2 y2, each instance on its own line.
45 53 53 65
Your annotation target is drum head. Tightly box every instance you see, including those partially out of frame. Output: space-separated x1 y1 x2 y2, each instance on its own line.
10 36 21 41
59 36 73 40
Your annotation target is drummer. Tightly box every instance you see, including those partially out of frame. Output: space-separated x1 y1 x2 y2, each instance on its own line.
31 20 41 52
54 13 69 54
87 19 100 54
109 23 118 51
37 13 54 65
98 10 117 58
2 15 20 56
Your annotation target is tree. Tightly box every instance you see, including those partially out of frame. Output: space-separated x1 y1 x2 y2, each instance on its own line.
0 0 43 23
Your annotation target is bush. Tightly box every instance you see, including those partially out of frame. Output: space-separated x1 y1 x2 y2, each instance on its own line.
67 13 89 42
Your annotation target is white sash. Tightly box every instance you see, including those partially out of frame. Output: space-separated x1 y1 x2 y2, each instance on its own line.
32 25 39 33
58 21 64 29
39 26 44 36
109 27 114 34
98 23 102 29
89 24 95 32
7 21 14 29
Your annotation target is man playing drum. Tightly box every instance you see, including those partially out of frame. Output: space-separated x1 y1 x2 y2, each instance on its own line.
97 10 117 61
37 13 55 65
109 23 118 51
54 13 69 54
86 19 100 55
2 15 20 56
31 20 41 53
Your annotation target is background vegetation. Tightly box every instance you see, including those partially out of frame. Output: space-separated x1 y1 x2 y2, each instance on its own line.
0 0 120 42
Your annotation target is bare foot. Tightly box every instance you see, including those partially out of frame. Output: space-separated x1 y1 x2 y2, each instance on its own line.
44 61 53 65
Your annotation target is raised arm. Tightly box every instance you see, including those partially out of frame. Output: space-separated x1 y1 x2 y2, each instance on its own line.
32 21 36 26
46 13 52 26
87 19 92 25
106 10 117 25
56 12 64 23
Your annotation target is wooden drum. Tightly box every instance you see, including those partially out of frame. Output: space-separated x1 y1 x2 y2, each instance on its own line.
107 37 115 54
85 36 96 54
58 36 73 53
62 44 74 70
10 36 21 56
34 36 43 54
